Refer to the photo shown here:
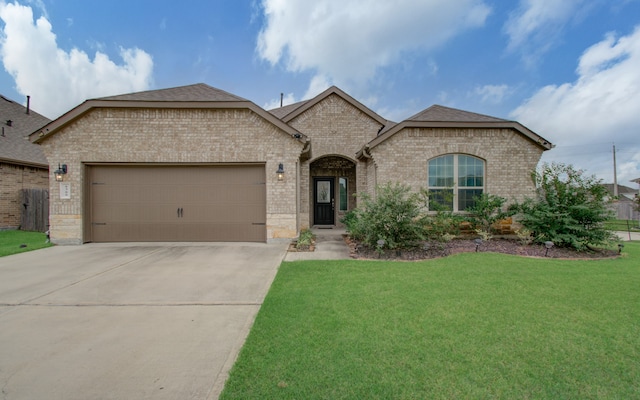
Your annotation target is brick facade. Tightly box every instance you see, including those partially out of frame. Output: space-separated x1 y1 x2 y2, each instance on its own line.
40 108 303 244
369 127 543 203
34 84 550 244
287 94 383 228
0 162 49 229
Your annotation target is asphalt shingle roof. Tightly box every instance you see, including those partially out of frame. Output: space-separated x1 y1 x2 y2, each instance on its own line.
408 104 508 123
0 95 50 167
96 83 248 102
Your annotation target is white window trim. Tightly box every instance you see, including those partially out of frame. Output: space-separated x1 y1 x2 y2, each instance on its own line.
427 154 485 212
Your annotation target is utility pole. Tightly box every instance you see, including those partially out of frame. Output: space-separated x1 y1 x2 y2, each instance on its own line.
613 144 618 197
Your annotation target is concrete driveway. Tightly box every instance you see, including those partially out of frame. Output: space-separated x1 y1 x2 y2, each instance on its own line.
0 242 288 400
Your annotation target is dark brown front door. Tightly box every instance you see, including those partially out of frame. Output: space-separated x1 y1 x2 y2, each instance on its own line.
314 177 334 225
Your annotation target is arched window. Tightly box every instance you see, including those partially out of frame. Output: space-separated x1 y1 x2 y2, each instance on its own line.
427 154 484 211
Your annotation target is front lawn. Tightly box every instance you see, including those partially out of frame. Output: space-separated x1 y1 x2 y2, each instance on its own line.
0 230 52 257
221 243 640 399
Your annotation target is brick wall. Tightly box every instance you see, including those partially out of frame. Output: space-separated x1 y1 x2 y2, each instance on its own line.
288 94 383 227
39 108 303 244
370 127 544 203
0 162 49 229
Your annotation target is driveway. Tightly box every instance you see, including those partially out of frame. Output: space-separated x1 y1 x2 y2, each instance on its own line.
0 242 288 400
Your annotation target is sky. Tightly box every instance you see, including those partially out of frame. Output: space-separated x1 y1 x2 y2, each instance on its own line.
1 0 639 186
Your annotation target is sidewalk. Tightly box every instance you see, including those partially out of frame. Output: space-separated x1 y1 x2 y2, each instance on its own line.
615 231 640 241
284 228 351 261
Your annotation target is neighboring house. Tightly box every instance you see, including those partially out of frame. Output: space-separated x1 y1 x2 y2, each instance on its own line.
0 94 50 230
29 83 552 244
603 183 640 220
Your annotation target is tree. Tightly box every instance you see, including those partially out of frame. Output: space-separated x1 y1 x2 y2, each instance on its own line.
509 162 616 250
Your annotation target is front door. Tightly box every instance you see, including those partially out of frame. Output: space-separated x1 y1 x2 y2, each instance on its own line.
314 177 335 225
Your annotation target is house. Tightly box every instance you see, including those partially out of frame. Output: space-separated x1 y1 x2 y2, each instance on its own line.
29 83 552 244
604 183 640 220
0 94 50 230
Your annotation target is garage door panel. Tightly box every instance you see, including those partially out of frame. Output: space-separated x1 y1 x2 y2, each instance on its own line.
88 165 266 242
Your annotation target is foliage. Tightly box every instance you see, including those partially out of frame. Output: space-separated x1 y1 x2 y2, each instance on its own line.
465 193 513 234
0 230 52 257
509 162 616 250
515 227 533 245
296 229 315 249
417 188 466 241
342 182 425 250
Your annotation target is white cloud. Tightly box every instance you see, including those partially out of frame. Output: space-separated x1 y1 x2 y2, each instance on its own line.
472 84 511 104
511 26 640 183
257 0 490 95
0 2 153 118
503 0 591 65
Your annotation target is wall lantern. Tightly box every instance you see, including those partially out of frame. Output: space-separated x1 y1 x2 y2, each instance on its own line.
276 163 285 181
54 163 67 182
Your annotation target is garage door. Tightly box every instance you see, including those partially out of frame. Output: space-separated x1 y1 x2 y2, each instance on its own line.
86 165 266 242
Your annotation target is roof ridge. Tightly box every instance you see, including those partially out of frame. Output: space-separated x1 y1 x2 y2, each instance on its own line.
407 104 508 123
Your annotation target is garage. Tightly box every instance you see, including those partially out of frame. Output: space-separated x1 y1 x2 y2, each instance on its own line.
85 164 266 242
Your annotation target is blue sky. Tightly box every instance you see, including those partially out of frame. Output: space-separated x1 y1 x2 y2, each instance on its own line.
1 0 639 185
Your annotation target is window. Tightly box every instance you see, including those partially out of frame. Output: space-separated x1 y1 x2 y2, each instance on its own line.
427 155 484 211
339 177 348 211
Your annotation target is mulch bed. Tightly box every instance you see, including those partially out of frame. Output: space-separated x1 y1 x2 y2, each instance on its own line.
345 236 619 261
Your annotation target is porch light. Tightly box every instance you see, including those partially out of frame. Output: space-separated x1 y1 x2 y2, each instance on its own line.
276 163 285 181
54 163 67 182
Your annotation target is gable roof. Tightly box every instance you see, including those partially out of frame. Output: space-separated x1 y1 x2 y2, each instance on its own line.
0 94 50 167
31 83 306 144
408 104 507 123
98 83 247 102
273 86 388 126
362 104 553 154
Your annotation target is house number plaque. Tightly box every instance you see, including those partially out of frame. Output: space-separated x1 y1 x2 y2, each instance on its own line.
60 182 71 199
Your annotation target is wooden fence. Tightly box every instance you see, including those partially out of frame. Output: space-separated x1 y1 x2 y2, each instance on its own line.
20 188 49 232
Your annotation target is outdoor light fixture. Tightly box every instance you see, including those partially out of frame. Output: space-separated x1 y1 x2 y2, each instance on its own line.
618 243 625 254
544 241 554 257
54 163 67 182
474 238 482 252
276 163 285 181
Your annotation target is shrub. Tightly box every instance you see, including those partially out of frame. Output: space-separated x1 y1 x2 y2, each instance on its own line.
464 193 512 234
343 182 425 250
296 229 315 249
509 162 616 250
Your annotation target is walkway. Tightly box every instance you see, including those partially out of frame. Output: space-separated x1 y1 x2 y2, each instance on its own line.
284 228 351 261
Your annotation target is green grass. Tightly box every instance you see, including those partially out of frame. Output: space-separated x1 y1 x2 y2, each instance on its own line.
221 242 640 399
0 230 52 257
606 219 640 232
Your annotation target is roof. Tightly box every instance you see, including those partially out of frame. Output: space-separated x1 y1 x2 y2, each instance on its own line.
602 183 638 196
273 86 388 126
97 83 247 102
31 83 306 144
407 104 507 123
0 94 50 167
268 100 309 119
360 104 553 155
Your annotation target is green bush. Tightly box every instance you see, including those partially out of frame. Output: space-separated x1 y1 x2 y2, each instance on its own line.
343 182 425 250
509 163 616 250
296 229 315 249
464 193 512 234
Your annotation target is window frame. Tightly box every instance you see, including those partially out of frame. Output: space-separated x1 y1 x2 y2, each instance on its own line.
338 177 348 212
427 154 485 212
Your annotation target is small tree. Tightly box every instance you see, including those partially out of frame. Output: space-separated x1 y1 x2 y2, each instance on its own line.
510 162 616 250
